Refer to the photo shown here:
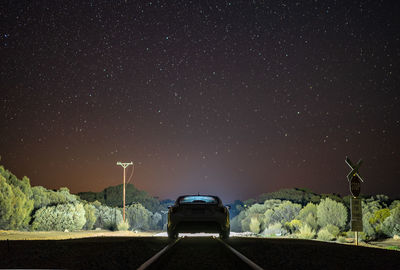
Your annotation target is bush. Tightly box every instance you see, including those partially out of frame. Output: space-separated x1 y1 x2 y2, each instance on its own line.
150 212 162 230
83 203 97 230
317 198 347 230
262 223 284 237
296 203 318 231
382 205 400 237
32 186 78 210
0 168 34 230
318 228 334 241
32 203 86 231
94 205 123 230
117 220 130 231
286 219 302 233
298 224 316 239
249 217 261 233
337 236 346 243
126 203 152 230
325 224 340 237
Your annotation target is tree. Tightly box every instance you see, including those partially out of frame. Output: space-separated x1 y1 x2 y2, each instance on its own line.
270 201 302 225
382 205 400 237
32 203 86 231
93 205 123 230
126 203 152 230
32 186 79 210
83 203 97 230
0 169 34 230
317 198 347 230
249 217 261 233
362 199 382 239
296 202 318 231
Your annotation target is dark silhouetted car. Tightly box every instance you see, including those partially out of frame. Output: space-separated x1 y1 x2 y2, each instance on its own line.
167 195 230 239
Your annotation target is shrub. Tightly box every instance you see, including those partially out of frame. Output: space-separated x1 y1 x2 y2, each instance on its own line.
117 220 130 231
286 219 302 233
94 205 123 230
150 212 162 230
126 203 152 230
83 203 97 230
325 224 340 237
32 203 86 231
262 223 284 237
271 201 302 225
0 170 34 230
32 186 78 210
249 217 261 233
382 205 400 237
296 202 318 231
298 224 316 239
317 198 347 230
337 236 346 243
318 228 334 241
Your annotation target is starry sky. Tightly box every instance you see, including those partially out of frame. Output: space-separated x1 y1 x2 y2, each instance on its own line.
1 0 399 202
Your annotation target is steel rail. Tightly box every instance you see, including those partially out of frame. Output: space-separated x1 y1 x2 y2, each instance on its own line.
137 236 264 270
215 237 264 270
136 237 181 270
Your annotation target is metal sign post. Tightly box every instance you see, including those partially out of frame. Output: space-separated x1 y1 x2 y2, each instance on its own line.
346 157 364 246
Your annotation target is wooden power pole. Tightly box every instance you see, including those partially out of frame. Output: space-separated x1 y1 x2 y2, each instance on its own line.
116 161 133 222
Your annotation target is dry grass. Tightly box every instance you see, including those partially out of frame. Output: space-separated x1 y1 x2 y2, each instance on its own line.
0 230 158 240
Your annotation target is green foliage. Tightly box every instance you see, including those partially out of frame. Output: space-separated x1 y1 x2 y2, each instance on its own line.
369 208 390 232
262 223 284 237
150 212 162 230
317 228 334 241
32 186 79 209
337 236 346 243
249 217 261 233
389 200 400 210
270 201 302 225
83 203 96 230
298 224 316 239
286 219 302 234
78 184 163 213
229 200 244 218
126 203 153 230
317 198 347 230
324 224 340 237
32 203 86 231
94 205 123 230
0 166 34 230
382 205 400 237
362 199 381 239
296 202 318 231
257 188 321 205
117 220 130 231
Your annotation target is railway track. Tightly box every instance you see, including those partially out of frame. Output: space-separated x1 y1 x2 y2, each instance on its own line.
137 236 264 270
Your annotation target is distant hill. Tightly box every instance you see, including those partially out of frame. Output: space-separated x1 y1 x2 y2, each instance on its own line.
77 184 164 213
241 188 356 208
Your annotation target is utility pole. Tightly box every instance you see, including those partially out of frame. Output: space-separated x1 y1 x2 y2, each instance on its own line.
116 161 133 222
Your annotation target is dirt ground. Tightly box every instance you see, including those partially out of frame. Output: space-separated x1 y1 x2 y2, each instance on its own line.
1 235 399 269
0 229 158 240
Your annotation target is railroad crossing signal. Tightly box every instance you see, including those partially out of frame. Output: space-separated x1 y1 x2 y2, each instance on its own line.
350 197 363 232
345 157 365 245
345 157 364 198
345 157 364 182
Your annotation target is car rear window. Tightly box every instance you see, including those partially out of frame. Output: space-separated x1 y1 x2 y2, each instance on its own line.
179 196 218 204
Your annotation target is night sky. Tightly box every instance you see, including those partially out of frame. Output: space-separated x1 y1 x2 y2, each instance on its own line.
1 0 399 202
